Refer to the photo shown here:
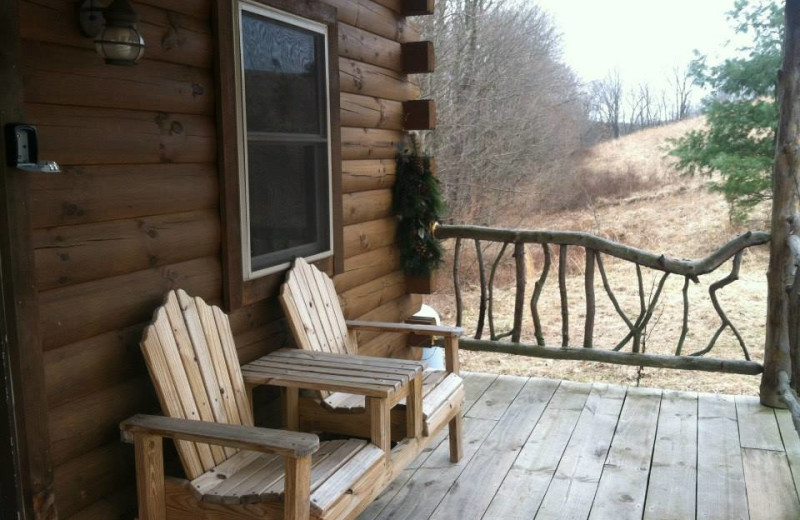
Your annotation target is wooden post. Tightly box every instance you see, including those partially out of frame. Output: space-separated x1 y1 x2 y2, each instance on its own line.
444 335 460 374
368 397 391 455
762 0 800 407
448 414 463 463
134 434 165 520
453 238 463 327
284 455 312 520
284 387 299 431
406 373 423 439
512 243 526 342
584 250 596 348
559 245 569 347
0 1 57 518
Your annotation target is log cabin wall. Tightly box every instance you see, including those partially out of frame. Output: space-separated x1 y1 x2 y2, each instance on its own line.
17 0 430 517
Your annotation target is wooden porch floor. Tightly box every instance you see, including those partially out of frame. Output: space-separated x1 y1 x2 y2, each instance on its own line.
358 372 800 520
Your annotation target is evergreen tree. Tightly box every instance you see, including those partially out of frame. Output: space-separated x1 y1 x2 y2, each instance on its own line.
669 0 782 221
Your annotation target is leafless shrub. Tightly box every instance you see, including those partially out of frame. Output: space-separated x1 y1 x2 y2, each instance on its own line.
416 0 590 226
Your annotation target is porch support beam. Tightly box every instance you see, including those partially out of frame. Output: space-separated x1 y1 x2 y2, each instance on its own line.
0 1 57 517
762 0 800 407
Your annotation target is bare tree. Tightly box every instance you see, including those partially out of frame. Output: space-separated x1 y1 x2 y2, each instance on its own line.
668 65 693 120
590 70 624 138
417 0 589 224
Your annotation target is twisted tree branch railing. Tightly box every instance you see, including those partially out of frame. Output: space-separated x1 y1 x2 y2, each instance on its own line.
436 224 771 375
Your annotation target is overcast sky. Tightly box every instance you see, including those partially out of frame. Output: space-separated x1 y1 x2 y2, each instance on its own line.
534 0 746 89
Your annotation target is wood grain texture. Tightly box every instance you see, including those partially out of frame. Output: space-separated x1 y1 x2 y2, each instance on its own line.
53 442 136 518
341 93 404 130
696 393 748 520
536 384 627 520
428 378 558 520
34 210 220 291
736 395 784 451
342 127 406 160
30 163 218 229
283 455 312 520
589 387 661 520
742 448 800 520
339 23 403 71
134 434 166 520
643 391 698 520
22 40 214 115
344 218 397 258
336 247 402 293
342 160 397 193
120 415 319 458
324 0 419 42
340 58 420 101
26 104 216 166
343 189 394 225
44 324 146 408
20 0 213 68
482 381 590 520
39 256 221 350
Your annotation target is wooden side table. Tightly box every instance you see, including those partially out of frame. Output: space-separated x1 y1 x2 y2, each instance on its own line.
241 348 425 455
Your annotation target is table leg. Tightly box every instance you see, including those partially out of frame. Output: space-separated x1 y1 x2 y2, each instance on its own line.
283 387 299 431
367 397 391 455
406 372 423 439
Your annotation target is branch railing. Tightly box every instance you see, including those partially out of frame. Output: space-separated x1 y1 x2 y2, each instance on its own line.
435 224 771 376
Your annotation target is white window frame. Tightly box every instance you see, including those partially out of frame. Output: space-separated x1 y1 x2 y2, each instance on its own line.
233 0 335 280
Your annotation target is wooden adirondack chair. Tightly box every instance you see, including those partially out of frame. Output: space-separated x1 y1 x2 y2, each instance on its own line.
121 290 389 520
280 258 465 462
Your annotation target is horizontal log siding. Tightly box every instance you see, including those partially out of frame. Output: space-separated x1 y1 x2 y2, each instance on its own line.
23 0 421 517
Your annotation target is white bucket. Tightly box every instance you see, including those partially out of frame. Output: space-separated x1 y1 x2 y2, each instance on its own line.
415 304 444 370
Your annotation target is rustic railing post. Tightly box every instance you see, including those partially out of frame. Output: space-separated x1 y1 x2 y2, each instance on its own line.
475 239 487 339
559 245 569 347
762 0 800 407
512 242 526 342
453 238 463 327
584 249 596 348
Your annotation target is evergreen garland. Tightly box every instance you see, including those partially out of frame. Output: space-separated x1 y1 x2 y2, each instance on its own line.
393 139 445 276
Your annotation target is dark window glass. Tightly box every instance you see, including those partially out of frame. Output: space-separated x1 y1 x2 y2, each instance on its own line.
240 8 330 275
247 142 329 271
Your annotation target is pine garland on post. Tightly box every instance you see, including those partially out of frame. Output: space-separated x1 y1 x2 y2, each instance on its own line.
393 138 445 278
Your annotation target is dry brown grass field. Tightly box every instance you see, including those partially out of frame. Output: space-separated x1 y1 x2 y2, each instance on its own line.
429 117 772 395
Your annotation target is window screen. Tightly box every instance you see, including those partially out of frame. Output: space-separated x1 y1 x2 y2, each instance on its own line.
238 5 332 277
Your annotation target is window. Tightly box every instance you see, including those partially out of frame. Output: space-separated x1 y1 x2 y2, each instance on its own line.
218 0 342 309
236 2 332 278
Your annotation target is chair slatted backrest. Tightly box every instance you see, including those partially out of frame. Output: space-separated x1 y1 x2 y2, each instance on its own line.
280 258 357 357
140 289 253 480
280 258 358 401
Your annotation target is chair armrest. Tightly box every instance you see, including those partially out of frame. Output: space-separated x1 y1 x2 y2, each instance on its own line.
120 414 319 458
346 320 464 339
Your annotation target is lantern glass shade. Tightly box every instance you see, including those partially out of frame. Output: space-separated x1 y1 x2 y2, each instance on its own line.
95 25 145 65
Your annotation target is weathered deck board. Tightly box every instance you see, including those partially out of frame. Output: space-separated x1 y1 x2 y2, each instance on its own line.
363 417 495 520
482 381 591 520
464 373 525 420
777 409 800 501
697 393 749 520
407 371 495 470
535 383 626 520
361 374 800 520
589 387 662 520
741 448 800 520
428 378 558 520
736 395 784 451
643 391 698 520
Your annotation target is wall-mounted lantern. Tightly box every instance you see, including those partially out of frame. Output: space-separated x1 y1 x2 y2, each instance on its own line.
77 0 145 66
